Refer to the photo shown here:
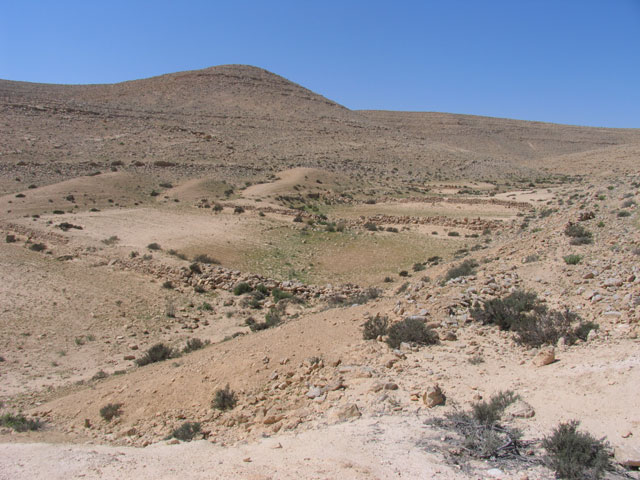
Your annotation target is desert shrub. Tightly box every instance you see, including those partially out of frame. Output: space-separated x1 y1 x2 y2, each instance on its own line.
182 338 210 354
192 253 219 264
91 370 108 381
159 182 173 189
212 203 223 212
514 308 582 347
255 284 269 296
29 242 46 252
399 270 409 277
363 314 389 340
135 343 175 366
428 391 523 460
169 421 201 441
470 289 546 331
272 288 292 303
99 403 123 421
447 231 460 237
383 276 393 282
189 263 202 274
0 413 42 432
617 210 631 217
233 206 245 214
233 282 252 296
167 249 187 260
445 259 478 280
199 302 213 311
162 280 174 289
563 254 582 265
524 254 539 263
147 242 162 250
102 235 120 245
364 222 378 231
472 391 519 426
538 208 555 218
564 223 593 245
246 309 281 331
212 384 237 410
386 318 438 349
57 222 83 231
412 263 426 272
622 199 636 208
543 421 611 480
385 226 399 233
574 321 599 341
427 255 441 264
5 234 16 243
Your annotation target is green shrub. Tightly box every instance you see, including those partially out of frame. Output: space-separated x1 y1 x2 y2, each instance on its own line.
182 338 210 354
233 282 253 296
543 421 611 480
147 242 162 250
272 288 292 303
471 390 519 426
246 309 281 331
255 283 269 295
169 421 201 441
99 403 123 421
199 302 213 311
135 343 175 366
617 210 631 217
192 253 219 264
428 391 522 460
471 289 545 331
212 384 237 410
564 223 593 245
563 254 582 265
363 314 389 340
0 413 42 431
386 318 438 349
445 259 478 280
447 231 460 237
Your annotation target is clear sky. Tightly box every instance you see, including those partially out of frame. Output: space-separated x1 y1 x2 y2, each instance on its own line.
1 1 639 127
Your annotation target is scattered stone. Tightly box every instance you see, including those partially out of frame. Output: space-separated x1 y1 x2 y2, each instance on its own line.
333 403 361 422
422 384 445 408
505 399 535 419
533 348 555 366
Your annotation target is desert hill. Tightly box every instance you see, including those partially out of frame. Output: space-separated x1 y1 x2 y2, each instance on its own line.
2 65 639 196
1 65 639 479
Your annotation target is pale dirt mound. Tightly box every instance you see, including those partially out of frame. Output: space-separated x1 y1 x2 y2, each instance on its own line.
0 172 158 218
0 416 470 480
242 167 348 199
163 178 232 203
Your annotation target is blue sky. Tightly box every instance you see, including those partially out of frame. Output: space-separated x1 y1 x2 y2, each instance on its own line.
1 1 639 127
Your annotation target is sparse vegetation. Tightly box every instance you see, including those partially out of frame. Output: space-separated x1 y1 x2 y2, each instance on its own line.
99 403 123 421
212 384 237 411
168 421 201 442
563 254 582 265
471 290 598 347
564 223 593 245
182 338 210 354
147 242 162 250
5 234 16 243
192 253 219 264
233 282 253 296
0 413 42 432
445 259 478 280
543 421 611 480
29 242 46 252
135 343 175 366
363 314 389 340
428 391 523 461
386 318 438 349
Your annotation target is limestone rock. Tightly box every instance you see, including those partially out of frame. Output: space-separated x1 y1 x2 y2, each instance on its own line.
533 348 555 366
422 384 445 408
505 400 535 419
